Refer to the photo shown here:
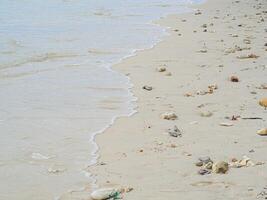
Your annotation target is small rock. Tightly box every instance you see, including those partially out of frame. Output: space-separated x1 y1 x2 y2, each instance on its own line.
142 85 153 91
212 161 229 174
157 66 166 72
199 156 213 164
161 112 178 120
204 162 213 170
220 122 234 127
195 10 202 15
199 49 207 53
237 54 259 59
195 161 203 167
243 39 251 44
165 72 172 76
168 125 182 137
259 98 267 109
200 111 213 117
198 169 211 175
230 75 239 82
257 128 267 136
47 167 66 174
201 24 207 28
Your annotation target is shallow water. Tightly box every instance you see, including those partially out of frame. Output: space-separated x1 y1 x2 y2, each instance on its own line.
0 0 202 199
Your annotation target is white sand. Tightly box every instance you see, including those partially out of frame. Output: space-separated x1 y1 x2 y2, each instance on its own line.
91 0 267 199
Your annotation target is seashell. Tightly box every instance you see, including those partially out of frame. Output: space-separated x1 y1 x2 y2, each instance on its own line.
257 128 267 136
90 188 120 200
259 98 267 109
212 161 229 174
161 112 178 120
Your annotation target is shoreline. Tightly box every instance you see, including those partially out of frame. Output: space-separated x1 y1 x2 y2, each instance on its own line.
90 0 267 199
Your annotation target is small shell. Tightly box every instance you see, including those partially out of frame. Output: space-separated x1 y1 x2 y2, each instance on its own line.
91 188 119 200
257 128 267 136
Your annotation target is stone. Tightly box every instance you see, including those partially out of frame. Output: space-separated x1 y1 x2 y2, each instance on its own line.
200 111 213 117
168 125 182 137
142 85 153 91
165 72 172 76
195 161 203 167
257 128 267 136
259 98 267 109
212 161 229 174
230 76 239 82
237 54 259 59
204 162 213 170
220 122 234 127
198 169 211 175
157 66 166 72
199 156 212 164
161 112 178 120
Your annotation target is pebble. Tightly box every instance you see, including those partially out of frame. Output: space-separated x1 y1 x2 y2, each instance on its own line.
142 85 153 91
259 98 267 109
165 72 172 76
157 66 166 72
204 162 213 170
200 111 213 117
199 156 213 164
168 125 182 137
198 169 211 175
220 122 234 127
212 161 229 174
161 112 178 120
230 75 239 82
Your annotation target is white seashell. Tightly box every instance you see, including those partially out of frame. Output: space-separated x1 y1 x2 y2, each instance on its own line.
91 188 119 200
257 128 267 136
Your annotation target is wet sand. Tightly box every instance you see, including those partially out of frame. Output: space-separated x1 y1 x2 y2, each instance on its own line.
91 0 267 199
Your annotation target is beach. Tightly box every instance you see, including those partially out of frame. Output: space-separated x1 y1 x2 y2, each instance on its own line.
91 0 267 199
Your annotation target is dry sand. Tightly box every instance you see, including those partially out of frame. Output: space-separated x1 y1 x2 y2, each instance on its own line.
90 0 267 199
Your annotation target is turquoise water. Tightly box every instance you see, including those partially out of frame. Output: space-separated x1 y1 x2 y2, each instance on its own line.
0 0 202 199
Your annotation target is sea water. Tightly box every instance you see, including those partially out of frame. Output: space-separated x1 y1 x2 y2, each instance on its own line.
0 0 202 199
